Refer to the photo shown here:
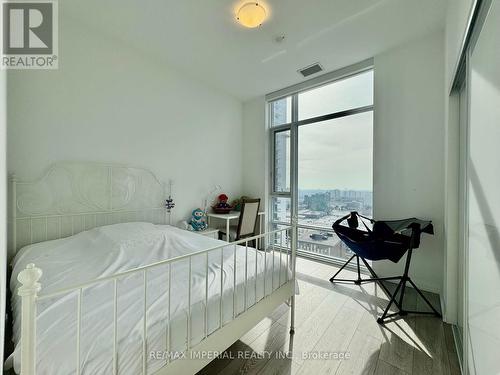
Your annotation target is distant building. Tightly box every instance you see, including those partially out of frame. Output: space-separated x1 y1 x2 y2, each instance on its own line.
304 191 331 213
272 99 291 223
273 100 289 196
345 201 362 211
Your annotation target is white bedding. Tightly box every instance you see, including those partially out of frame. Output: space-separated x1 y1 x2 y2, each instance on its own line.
9 222 290 375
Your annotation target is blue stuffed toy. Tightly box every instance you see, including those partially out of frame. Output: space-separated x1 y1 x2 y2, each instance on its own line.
188 208 208 231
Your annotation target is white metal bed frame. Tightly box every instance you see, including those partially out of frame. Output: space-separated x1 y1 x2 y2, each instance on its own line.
9 162 297 375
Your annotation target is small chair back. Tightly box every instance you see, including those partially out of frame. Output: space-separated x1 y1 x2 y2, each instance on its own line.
237 198 260 239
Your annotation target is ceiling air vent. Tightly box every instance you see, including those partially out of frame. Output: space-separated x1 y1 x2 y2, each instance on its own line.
298 63 323 77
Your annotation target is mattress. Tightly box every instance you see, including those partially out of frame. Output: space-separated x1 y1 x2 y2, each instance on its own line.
8 222 290 375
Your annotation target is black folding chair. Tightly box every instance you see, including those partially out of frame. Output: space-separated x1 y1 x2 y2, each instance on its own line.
329 212 442 324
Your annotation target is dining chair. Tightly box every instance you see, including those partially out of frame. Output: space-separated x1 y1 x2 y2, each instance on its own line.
218 198 261 246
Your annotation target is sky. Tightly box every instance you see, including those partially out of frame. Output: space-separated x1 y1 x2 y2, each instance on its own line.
291 70 374 191
298 111 373 191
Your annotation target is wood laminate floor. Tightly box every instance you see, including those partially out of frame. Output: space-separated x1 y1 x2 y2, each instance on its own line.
197 257 461 375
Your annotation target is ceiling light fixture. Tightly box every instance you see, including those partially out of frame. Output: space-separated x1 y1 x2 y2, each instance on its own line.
237 2 267 28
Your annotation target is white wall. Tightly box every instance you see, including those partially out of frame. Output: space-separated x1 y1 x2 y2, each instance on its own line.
7 17 243 252
1 66 7 375
242 97 268 208
371 31 446 294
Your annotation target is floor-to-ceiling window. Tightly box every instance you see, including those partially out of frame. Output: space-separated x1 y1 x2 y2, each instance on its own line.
269 66 373 263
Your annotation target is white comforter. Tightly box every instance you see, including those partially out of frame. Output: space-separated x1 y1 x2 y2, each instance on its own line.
9 223 290 375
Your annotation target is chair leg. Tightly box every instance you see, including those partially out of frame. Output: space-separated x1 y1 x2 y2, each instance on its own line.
377 277 404 324
329 254 356 282
379 277 441 321
355 256 362 285
359 257 402 311
330 255 397 291
378 247 441 323
397 278 408 316
396 246 415 316
408 278 442 317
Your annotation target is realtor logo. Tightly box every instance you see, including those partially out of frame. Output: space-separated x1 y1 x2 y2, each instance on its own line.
1 0 58 69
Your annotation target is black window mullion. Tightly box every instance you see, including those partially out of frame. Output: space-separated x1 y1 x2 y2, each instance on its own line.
296 105 373 127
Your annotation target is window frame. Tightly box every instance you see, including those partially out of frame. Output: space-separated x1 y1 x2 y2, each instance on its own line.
268 63 374 264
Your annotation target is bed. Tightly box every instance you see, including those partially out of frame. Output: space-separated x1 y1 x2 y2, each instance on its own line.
5 162 297 375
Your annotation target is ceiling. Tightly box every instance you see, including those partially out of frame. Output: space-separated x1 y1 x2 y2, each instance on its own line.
65 0 448 101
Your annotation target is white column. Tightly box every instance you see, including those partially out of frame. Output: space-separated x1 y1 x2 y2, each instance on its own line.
17 263 42 375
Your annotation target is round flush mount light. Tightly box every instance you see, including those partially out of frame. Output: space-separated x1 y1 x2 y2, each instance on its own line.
237 2 267 28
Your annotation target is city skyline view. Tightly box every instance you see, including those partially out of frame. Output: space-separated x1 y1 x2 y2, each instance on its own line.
272 69 373 261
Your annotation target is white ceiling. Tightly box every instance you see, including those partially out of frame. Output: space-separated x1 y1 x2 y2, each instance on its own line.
65 0 448 101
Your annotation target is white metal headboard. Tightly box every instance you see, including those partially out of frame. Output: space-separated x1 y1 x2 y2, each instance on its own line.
10 162 169 253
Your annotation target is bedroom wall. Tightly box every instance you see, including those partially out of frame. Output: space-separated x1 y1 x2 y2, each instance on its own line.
6 16 243 253
373 32 445 294
242 97 268 209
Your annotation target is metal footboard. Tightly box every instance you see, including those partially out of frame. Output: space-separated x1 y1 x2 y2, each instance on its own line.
16 226 297 375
